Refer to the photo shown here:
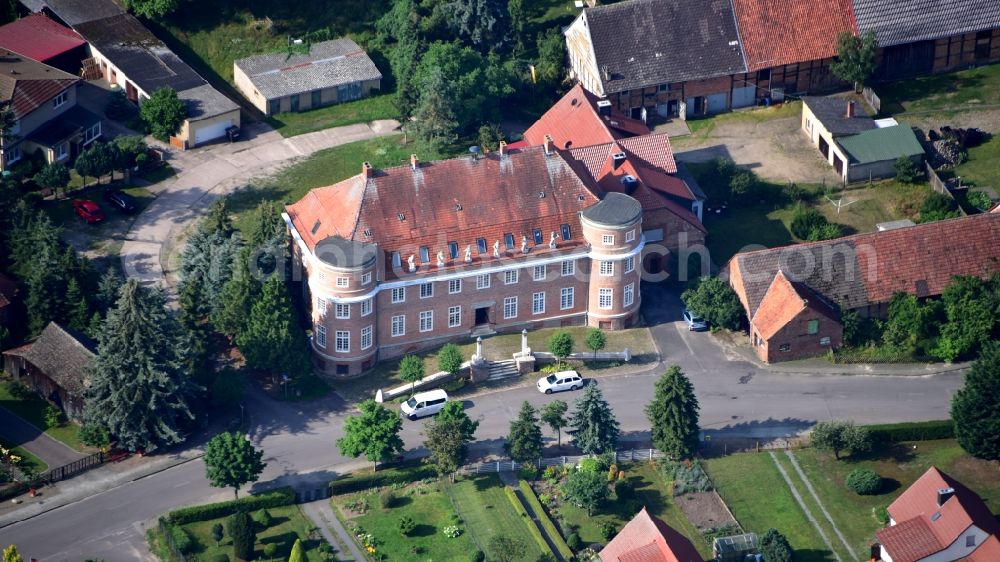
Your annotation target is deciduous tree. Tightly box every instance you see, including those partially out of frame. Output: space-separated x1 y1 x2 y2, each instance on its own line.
810 420 871 460
540 400 568 448
507 401 543 463
548 330 573 367
585 328 606 360
140 87 187 142
437 343 464 376
204 431 266 499
399 355 425 396
759 528 794 562
122 0 178 18
951 341 1000 461
336 399 405 472
646 365 700 459
570 384 620 454
934 275 1000 362
563 469 608 516
33 163 70 195
680 276 743 331
3 544 23 562
831 30 877 92
424 413 475 479
74 141 119 186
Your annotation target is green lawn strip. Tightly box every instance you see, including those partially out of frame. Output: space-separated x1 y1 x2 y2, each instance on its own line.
940 135 1000 192
146 526 180 562
347 482 479 561
0 380 88 453
179 504 326 561
0 437 47 474
876 63 1000 116
267 93 399 138
676 102 803 144
705 453 835 562
518 480 573 560
505 485 555 555
141 165 177 185
446 474 546 562
770 452 854 562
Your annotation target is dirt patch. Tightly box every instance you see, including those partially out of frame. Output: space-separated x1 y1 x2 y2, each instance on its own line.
676 491 739 531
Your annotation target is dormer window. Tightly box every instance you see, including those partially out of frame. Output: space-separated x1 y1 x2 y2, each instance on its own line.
391 251 401 268
477 238 487 254
363 228 372 238
419 246 430 262
448 241 459 259
560 224 572 240
397 213 405 221
503 233 515 250
311 219 322 235
533 229 543 244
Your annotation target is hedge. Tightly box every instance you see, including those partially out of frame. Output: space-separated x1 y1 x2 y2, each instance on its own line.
518 480 574 560
865 420 954 444
504 486 552 556
328 461 437 496
167 487 295 525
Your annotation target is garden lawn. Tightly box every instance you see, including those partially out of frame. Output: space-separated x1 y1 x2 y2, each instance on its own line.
0 379 88 452
877 63 1000 116
939 135 1000 193
678 101 802 143
553 463 711 559
791 440 1000 557
705 453 836 562
180 504 327 561
446 475 547 562
0 437 47 474
267 93 399 138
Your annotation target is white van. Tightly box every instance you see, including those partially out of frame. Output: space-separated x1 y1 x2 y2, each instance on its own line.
400 389 449 420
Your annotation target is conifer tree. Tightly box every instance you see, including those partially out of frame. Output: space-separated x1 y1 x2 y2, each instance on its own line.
95 268 123 314
213 248 261 339
951 341 1000 461
645 365 700 459
84 280 197 452
237 275 311 377
570 384 620 454
65 278 91 332
506 401 543 463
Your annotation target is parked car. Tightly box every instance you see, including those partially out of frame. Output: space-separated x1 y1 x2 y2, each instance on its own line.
104 190 137 213
682 310 709 331
400 389 449 420
536 370 584 394
72 200 105 224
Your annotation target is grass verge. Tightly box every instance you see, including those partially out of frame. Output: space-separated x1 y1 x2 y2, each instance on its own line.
0 437 48 474
267 93 399 138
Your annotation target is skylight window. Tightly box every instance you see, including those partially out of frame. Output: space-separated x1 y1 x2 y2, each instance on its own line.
311 219 322 235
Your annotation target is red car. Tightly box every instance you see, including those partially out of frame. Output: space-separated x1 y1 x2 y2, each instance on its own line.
72 200 105 224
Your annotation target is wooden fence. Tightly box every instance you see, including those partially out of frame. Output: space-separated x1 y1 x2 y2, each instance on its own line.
925 162 967 216
462 448 665 475
862 87 881 114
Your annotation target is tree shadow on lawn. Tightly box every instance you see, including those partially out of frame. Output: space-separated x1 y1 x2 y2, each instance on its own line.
794 548 838 562
849 441 917 464
259 531 298 556
877 73 985 115
470 473 503 493
409 523 437 537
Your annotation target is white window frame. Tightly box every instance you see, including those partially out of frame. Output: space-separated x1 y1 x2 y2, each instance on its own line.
391 315 405 337
560 287 574 310
503 296 518 319
318 271 326 281
5 144 21 164
335 303 350 319
504 270 519 285
315 297 327 314
391 287 405 303
477 274 491 289
624 256 635 274
602 234 615 246
83 122 101 145
52 91 68 108
315 324 327 347
561 260 575 276
599 288 613 309
419 310 433 332
532 292 545 314
420 282 434 299
361 298 373 316
336 276 349 288
599 261 614 276
361 272 372 285
361 325 373 350
625 229 636 243
448 305 461 327
55 142 68 160
624 283 634 307
335 330 350 352
448 279 462 294
533 265 546 281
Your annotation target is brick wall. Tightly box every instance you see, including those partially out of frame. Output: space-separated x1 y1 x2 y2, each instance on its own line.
754 310 843 363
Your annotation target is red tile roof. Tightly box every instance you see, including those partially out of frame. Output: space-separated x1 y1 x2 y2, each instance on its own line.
876 467 1000 562
0 14 85 63
751 270 838 339
599 508 702 562
524 83 650 149
0 50 78 119
966 535 1000 561
285 147 602 278
731 0 858 71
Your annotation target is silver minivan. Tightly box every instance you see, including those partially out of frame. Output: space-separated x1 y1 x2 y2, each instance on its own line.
400 389 449 419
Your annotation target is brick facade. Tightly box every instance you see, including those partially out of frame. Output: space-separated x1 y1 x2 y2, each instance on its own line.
751 308 843 362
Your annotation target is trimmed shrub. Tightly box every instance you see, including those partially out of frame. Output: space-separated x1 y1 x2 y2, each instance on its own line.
168 488 295 525
253 508 272 528
578 458 601 474
263 543 278 559
866 420 954 443
469 550 485 562
601 520 618 541
846 468 882 495
380 490 398 509
170 525 194 554
518 465 540 481
614 479 635 500
328 462 437 496
567 533 583 550
874 505 890 524
227 511 255 562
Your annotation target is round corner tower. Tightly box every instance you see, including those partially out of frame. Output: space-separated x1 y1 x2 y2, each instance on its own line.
580 192 643 330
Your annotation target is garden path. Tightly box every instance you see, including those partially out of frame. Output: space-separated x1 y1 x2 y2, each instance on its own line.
300 499 366 562
768 451 843 562
784 450 856 558
0 407 83 469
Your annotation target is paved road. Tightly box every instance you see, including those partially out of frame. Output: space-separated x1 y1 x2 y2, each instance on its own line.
0 286 962 561
0 407 84 469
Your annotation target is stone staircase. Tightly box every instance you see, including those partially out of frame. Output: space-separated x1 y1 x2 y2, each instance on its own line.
487 360 520 381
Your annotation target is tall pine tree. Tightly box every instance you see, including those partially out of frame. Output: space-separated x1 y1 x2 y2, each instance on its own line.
237 275 311 377
951 341 1000 461
645 365 700 459
410 67 458 151
213 248 261 339
506 401 543 463
570 384 620 454
84 280 197 452
65 278 91 332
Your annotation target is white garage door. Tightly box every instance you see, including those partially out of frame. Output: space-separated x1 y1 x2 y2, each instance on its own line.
193 119 231 146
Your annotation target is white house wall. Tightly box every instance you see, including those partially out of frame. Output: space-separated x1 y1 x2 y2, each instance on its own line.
565 12 604 97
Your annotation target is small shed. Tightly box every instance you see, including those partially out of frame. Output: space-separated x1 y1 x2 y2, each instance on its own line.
837 125 925 183
713 532 759 562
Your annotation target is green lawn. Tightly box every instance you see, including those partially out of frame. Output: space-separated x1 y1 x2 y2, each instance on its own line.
446 475 547 561
178 504 328 561
677 101 803 143
0 379 89 453
0 437 47 475
141 164 177 185
549 463 711 558
877 63 1000 116
267 93 399 138
938 135 1000 192
705 453 836 562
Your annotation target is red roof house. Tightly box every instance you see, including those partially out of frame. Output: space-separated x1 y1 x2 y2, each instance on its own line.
0 14 86 74
876 467 1000 562
600 507 702 562
523 83 650 150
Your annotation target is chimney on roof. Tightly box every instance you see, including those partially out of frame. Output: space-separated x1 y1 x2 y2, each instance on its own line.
410 154 419 170
621 174 638 194
612 152 626 170
362 161 373 178
543 134 554 155
597 99 612 116
845 101 855 118
937 487 955 507
498 141 507 157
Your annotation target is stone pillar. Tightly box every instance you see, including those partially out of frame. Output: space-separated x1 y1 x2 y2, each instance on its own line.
470 337 490 383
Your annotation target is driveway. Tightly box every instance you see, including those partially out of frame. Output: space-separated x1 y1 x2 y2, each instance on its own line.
119 118 399 289
0 407 84 469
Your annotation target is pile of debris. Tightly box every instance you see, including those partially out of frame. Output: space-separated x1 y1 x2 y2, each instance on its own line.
925 127 991 169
